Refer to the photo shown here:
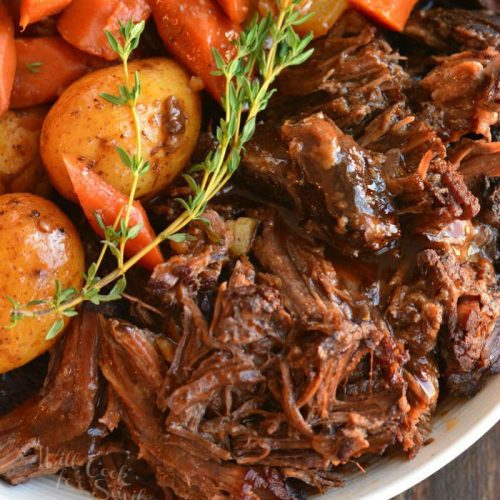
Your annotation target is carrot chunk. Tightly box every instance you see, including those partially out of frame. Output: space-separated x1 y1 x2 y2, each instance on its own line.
10 37 94 108
20 0 73 29
0 4 16 116
64 155 164 271
151 0 240 100
57 0 151 60
349 0 419 32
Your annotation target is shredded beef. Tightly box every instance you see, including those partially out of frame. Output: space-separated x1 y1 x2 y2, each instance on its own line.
418 49 500 141
405 9 500 53
417 249 500 395
243 11 480 253
274 11 409 136
359 103 480 225
451 140 500 183
0 310 111 484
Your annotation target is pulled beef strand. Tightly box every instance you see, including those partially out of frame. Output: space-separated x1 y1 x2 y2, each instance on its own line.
274 11 409 136
405 8 500 53
99 316 298 499
0 310 105 484
418 48 500 142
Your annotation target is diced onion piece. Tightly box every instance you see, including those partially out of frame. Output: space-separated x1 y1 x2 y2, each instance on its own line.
227 217 259 257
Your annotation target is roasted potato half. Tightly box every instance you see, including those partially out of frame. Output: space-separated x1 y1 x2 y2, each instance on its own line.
0 107 50 195
0 193 85 373
40 57 202 202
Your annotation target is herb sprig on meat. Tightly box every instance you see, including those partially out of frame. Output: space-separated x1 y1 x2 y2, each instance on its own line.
7 0 314 339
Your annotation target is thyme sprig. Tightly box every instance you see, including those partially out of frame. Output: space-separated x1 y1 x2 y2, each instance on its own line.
7 0 313 340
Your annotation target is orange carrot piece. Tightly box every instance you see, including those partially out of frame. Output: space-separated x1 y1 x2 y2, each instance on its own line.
10 36 94 108
348 0 419 32
57 0 151 60
0 4 16 116
20 0 73 29
151 0 240 100
63 155 164 271
217 0 250 23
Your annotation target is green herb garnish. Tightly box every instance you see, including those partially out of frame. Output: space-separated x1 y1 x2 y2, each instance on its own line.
26 61 43 73
8 0 314 339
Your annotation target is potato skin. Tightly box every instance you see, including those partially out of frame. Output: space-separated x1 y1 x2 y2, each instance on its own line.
40 58 202 202
0 193 84 373
0 107 51 196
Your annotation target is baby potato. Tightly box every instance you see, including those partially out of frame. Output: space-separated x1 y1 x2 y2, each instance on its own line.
40 58 202 202
0 107 51 196
0 193 85 373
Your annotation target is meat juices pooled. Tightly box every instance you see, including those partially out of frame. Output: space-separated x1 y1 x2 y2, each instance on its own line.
0 6 499 500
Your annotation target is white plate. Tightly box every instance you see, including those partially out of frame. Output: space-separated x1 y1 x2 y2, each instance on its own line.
1 375 499 500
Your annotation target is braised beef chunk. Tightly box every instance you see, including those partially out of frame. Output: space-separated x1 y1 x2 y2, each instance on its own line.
281 113 398 255
274 11 409 136
359 103 480 225
418 49 500 141
405 9 500 52
244 11 480 251
243 113 400 257
148 209 230 308
0 310 106 484
416 249 500 395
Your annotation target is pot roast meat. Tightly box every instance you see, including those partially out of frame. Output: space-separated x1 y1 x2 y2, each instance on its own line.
276 113 398 256
388 239 500 398
252 216 427 455
243 10 480 250
274 11 409 137
418 49 500 142
99 316 300 499
148 209 230 308
0 309 109 484
359 103 480 225
405 8 500 53
243 111 400 257
450 140 500 184
117 212 427 497
417 249 500 396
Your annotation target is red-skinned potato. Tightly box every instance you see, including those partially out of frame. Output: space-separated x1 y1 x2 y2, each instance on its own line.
0 106 50 195
0 193 85 373
40 58 202 202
